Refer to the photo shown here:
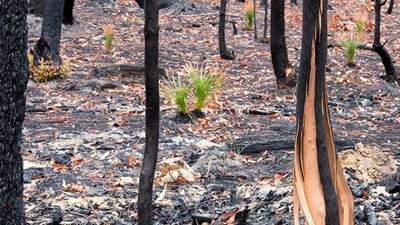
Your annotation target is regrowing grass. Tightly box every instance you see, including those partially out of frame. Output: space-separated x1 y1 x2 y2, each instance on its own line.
161 71 190 115
162 63 223 115
187 64 223 111
244 1 254 29
340 35 360 64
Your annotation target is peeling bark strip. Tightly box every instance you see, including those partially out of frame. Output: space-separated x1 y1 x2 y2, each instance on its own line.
138 0 160 223
0 0 29 224
294 0 354 225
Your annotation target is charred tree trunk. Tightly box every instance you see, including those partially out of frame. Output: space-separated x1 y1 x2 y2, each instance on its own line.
63 0 74 24
28 0 75 25
0 1 29 224
294 0 354 224
387 0 394 14
33 0 64 65
218 0 235 60
134 0 176 10
270 0 296 88
253 0 258 40
138 0 160 223
373 0 399 83
263 0 268 40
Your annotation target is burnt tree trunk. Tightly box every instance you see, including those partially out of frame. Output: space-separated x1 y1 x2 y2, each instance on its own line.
387 0 394 14
263 0 268 40
373 0 399 82
253 0 258 40
0 1 29 224
134 0 176 9
28 0 75 25
218 0 235 60
270 0 295 88
63 0 74 24
137 0 160 223
33 0 64 65
294 0 354 224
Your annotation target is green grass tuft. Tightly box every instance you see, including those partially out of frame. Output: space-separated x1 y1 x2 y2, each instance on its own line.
161 71 190 115
186 64 223 111
246 10 254 29
340 35 360 64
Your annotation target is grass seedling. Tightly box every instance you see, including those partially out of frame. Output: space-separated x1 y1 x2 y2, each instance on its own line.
353 13 367 38
244 1 254 29
161 71 191 115
340 34 360 65
186 64 223 111
28 53 70 82
103 24 114 51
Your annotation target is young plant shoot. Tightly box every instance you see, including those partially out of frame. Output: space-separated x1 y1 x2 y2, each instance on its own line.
187 64 223 111
103 24 114 51
162 71 190 115
340 34 360 65
244 1 254 29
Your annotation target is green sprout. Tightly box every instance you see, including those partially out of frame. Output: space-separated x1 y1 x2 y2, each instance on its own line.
161 71 190 115
103 25 114 52
186 64 223 111
340 35 360 64
353 13 367 38
244 1 254 29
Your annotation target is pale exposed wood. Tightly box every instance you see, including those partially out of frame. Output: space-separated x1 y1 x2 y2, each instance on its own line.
300 38 326 225
323 77 354 225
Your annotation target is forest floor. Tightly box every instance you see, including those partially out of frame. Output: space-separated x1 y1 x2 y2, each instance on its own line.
24 0 399 224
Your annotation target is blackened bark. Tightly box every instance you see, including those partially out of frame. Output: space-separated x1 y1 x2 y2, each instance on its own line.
28 0 74 25
33 0 64 65
0 1 29 224
138 0 160 223
297 0 340 224
231 21 238 35
218 0 235 60
387 0 394 14
253 0 258 40
63 0 74 24
270 0 295 88
373 0 399 81
291 0 297 4
263 0 268 39
134 0 176 10
28 0 43 14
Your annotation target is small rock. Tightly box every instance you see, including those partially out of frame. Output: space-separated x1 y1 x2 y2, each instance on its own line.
355 206 365 221
191 213 217 224
350 184 364 197
52 153 71 166
364 204 377 225
385 181 400 194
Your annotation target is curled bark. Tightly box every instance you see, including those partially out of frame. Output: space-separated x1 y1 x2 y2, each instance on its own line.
294 0 354 224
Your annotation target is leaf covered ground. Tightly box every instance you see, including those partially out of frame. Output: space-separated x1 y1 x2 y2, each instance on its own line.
24 0 399 224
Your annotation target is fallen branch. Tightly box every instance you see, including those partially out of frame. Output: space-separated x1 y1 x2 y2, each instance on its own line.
91 64 166 78
229 137 356 154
